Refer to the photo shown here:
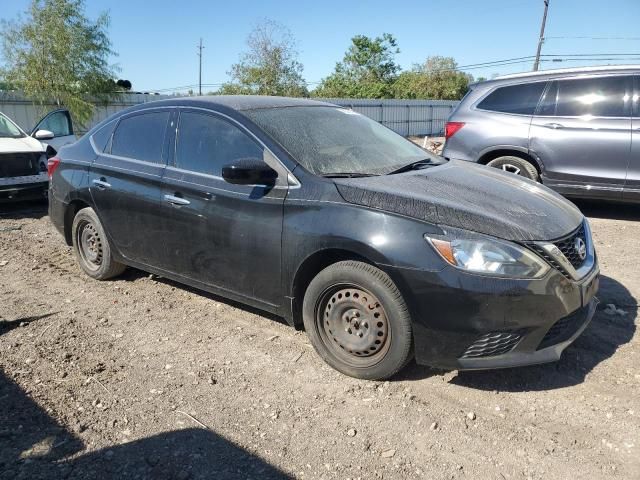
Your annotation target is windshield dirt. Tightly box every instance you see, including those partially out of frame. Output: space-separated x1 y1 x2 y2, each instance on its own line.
244 106 444 176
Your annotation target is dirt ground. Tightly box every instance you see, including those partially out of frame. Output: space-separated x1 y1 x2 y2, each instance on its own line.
0 199 638 480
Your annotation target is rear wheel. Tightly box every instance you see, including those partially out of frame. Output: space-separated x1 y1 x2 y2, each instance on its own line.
302 261 413 380
72 207 126 280
486 155 539 182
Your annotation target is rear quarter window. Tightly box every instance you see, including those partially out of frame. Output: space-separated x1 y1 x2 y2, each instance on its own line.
90 120 116 153
477 82 547 115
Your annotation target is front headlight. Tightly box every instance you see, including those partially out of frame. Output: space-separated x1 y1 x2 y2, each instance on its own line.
425 229 550 279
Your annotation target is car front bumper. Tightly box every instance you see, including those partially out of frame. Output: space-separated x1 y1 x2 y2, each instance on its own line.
0 174 49 201
388 259 600 370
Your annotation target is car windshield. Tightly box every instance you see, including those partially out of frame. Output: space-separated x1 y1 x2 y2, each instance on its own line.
0 113 25 138
244 106 445 176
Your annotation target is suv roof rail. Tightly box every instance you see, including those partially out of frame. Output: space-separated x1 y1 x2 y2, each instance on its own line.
491 64 640 81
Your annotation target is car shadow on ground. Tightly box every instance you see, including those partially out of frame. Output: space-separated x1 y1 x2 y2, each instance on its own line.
410 274 636 391
0 365 291 479
0 313 57 336
119 267 290 328
0 199 48 220
573 199 640 221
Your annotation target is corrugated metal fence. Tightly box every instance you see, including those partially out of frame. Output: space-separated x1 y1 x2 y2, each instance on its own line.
324 98 458 136
0 92 169 134
0 92 458 137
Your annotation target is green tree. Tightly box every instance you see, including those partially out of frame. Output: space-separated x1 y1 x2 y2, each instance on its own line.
0 0 117 126
312 33 400 98
219 19 308 97
392 56 472 100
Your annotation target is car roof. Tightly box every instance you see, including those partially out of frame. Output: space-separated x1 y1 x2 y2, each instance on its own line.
135 95 336 111
472 64 640 87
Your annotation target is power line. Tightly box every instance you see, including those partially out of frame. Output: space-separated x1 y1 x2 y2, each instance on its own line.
144 53 640 93
546 36 640 41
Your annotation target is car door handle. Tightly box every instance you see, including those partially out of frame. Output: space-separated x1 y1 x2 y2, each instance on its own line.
164 194 190 206
92 179 111 189
542 123 564 129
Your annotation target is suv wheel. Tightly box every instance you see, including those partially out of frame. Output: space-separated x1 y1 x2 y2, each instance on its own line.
302 261 413 380
72 207 126 280
487 156 539 182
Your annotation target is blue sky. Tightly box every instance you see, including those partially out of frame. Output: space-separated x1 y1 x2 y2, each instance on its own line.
3 0 640 93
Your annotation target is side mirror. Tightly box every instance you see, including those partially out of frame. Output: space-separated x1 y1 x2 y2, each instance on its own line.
33 129 55 140
222 158 278 186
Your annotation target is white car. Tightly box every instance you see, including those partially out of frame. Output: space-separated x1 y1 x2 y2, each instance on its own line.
0 109 75 202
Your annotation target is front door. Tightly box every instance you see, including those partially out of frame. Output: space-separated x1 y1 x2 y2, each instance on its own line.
31 109 76 153
89 108 175 267
160 109 287 308
530 75 632 199
625 76 640 201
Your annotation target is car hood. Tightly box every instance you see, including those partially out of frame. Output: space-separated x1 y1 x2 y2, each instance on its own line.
0 136 44 154
333 160 583 242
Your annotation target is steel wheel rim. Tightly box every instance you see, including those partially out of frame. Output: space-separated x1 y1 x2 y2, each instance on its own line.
77 220 103 271
316 284 391 367
501 163 522 175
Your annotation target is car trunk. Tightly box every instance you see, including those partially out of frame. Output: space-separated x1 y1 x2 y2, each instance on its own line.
0 152 43 178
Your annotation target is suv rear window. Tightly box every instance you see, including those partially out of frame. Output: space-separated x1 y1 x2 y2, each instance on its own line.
477 82 546 115
111 111 170 163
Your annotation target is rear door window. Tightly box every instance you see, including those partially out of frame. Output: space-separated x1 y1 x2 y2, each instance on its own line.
175 111 263 176
554 76 631 117
477 82 547 115
110 111 170 163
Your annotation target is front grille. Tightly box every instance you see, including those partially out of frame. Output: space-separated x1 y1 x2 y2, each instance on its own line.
0 152 41 178
460 331 522 358
526 222 588 280
537 306 589 350
554 223 587 269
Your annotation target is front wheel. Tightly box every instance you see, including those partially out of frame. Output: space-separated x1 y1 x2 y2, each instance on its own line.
302 261 413 380
71 207 126 280
486 156 540 182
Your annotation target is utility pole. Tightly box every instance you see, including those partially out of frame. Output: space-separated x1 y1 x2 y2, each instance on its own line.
533 0 550 71
197 38 204 95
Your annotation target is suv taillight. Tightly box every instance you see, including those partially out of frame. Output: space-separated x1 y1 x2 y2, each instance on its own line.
47 157 61 178
445 122 465 140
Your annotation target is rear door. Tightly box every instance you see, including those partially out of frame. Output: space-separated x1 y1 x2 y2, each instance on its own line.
160 108 287 307
31 109 76 153
89 108 175 267
625 76 640 201
530 75 632 199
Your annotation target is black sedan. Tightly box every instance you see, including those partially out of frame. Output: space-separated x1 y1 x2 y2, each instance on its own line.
48 96 599 380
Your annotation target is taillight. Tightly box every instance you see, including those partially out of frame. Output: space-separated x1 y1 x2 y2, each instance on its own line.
445 122 465 140
47 157 61 178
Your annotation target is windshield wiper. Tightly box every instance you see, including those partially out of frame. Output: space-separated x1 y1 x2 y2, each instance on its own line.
322 172 380 178
387 159 438 175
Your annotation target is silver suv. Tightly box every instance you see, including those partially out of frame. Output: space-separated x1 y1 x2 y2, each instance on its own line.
442 65 640 203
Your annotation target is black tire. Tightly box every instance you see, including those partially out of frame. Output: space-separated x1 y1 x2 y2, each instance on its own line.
71 207 126 280
302 260 413 380
486 155 539 182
